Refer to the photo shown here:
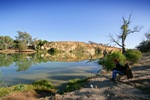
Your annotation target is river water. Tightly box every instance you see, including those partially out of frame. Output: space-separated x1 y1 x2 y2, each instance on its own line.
0 53 102 90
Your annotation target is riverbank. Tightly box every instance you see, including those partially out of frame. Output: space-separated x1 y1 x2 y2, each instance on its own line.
46 52 150 100
0 49 36 54
1 53 150 100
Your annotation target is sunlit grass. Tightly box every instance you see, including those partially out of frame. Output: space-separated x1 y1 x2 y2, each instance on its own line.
61 77 91 94
0 80 56 98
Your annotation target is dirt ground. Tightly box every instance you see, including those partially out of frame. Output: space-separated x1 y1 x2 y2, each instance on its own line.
1 53 150 100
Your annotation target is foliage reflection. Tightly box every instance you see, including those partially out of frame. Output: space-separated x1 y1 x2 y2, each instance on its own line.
0 52 102 71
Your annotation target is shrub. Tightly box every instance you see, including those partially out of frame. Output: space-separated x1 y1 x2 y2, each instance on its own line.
99 52 126 70
136 32 150 53
32 80 54 90
48 48 62 55
0 87 11 97
95 47 102 54
125 49 142 64
63 78 87 93
0 80 56 98
13 84 26 91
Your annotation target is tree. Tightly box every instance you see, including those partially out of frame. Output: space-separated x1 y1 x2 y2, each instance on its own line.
31 38 39 50
15 31 32 50
16 31 32 44
109 14 142 54
136 31 150 52
145 31 150 40
0 36 14 50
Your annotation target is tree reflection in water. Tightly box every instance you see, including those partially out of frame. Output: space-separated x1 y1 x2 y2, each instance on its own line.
0 52 102 72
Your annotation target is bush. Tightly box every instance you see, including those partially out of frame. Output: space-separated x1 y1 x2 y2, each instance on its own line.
136 32 150 53
48 48 62 55
32 80 54 90
0 87 11 97
98 52 126 70
0 80 56 98
63 78 87 93
13 84 26 91
125 49 142 64
95 47 101 54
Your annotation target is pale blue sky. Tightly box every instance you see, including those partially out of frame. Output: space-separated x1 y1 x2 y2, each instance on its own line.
0 0 150 48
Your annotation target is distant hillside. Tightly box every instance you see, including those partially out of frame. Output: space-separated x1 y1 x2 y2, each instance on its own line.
41 41 121 55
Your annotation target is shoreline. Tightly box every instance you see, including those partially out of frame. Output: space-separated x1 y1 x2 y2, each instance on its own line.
1 53 150 100
49 52 150 100
0 49 36 54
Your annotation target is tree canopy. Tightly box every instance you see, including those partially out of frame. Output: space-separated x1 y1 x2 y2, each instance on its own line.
0 36 14 50
136 31 150 52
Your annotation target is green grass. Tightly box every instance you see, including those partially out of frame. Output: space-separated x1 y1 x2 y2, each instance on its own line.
0 78 91 98
0 80 56 98
32 80 54 90
0 84 32 97
62 77 89 93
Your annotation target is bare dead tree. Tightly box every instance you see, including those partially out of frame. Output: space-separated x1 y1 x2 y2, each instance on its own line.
108 14 142 54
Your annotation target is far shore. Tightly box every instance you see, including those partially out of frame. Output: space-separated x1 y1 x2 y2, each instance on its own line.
0 49 36 54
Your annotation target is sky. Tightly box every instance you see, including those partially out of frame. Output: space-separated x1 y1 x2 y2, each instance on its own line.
0 0 150 49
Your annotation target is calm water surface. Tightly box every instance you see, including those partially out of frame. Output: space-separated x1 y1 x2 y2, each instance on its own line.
0 53 102 90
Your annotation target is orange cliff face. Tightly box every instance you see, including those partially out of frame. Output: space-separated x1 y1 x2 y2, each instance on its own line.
41 41 121 55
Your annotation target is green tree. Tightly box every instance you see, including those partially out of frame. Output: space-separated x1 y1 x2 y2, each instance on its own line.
15 31 32 50
145 31 150 40
31 38 39 50
36 39 48 50
136 32 150 52
109 14 142 54
0 36 14 50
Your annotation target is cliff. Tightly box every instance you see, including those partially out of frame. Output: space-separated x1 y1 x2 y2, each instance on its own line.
41 41 121 55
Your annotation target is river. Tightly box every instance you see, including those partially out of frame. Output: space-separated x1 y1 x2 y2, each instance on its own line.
0 52 102 90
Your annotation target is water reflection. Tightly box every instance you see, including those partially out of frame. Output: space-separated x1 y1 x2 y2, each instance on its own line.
0 52 102 89
0 52 102 71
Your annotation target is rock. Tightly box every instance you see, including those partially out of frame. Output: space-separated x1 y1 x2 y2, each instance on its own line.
100 70 106 74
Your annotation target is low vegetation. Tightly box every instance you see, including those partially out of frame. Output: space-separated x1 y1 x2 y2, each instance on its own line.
32 80 54 90
0 77 91 98
99 50 142 70
63 78 89 93
0 80 56 98
0 31 48 51
136 32 150 53
125 49 142 64
48 48 63 55
99 52 126 70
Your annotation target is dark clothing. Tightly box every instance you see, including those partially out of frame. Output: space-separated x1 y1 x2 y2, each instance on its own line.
112 62 125 73
111 62 125 80
115 63 125 72
111 62 133 80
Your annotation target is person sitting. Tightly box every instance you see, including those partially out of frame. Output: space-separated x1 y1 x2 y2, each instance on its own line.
111 59 125 83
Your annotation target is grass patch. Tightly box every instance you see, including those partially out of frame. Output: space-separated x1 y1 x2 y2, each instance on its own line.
62 78 89 93
0 87 11 97
0 84 32 97
32 80 54 90
0 80 56 98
